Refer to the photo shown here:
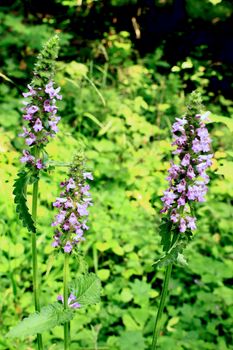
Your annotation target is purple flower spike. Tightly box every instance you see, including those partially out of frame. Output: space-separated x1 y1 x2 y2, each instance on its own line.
20 79 62 169
161 105 212 233
51 156 93 253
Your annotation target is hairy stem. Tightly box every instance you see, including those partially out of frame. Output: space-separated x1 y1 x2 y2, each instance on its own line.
64 253 70 349
151 263 173 350
31 177 43 350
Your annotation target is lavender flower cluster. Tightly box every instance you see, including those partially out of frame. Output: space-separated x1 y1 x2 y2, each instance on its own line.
161 111 213 233
52 167 93 254
20 81 62 169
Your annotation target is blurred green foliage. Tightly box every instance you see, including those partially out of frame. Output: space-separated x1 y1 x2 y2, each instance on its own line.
0 1 233 350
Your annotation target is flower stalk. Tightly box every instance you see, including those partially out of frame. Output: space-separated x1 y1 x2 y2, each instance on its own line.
151 91 213 348
151 263 172 349
64 254 70 350
53 153 93 346
31 156 43 349
13 35 61 349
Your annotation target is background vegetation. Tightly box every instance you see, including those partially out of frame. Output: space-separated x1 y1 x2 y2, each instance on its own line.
0 1 233 349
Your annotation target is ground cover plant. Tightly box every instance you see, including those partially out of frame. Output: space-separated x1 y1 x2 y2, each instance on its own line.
0 2 233 349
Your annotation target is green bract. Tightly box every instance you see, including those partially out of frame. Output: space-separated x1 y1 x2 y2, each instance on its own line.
33 34 60 86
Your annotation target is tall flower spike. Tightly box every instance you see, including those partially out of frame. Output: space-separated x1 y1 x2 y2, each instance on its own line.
20 35 62 170
161 91 212 233
151 91 213 350
52 153 93 254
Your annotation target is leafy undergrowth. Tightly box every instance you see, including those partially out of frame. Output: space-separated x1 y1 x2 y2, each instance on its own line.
0 46 233 350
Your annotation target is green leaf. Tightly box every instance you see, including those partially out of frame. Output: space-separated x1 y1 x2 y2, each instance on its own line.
83 112 104 128
97 269 110 281
0 72 15 84
209 114 233 132
70 273 101 306
216 159 233 181
7 303 73 338
176 253 188 266
13 171 37 233
154 231 192 268
65 61 88 79
119 331 146 350
159 218 172 252
66 76 106 106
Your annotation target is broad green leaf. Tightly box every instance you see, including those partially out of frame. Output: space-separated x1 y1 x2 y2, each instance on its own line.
159 218 172 252
122 314 141 331
70 273 101 306
65 61 88 79
119 331 146 350
7 303 73 338
209 114 233 132
120 288 133 302
216 159 233 181
97 269 110 281
154 231 192 268
13 171 37 233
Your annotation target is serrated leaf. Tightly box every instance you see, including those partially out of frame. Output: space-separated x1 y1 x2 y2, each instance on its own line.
154 231 192 268
7 303 73 338
70 273 101 306
13 171 37 233
159 218 172 252
154 245 180 268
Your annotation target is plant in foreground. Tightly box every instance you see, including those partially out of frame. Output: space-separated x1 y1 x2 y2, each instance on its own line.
8 163 100 347
151 91 213 349
52 153 96 349
12 34 61 350
8 38 101 347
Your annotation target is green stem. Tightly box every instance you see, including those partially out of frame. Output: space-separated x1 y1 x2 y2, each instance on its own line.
64 254 70 350
151 263 173 350
31 178 43 350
